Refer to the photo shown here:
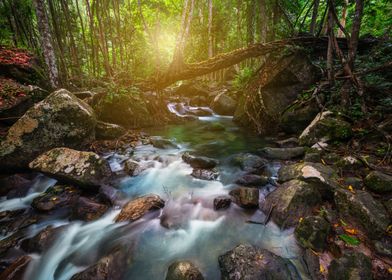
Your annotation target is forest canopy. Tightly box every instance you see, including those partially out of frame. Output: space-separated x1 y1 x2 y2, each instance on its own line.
0 0 391 88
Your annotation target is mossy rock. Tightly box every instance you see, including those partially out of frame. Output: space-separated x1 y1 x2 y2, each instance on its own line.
295 215 330 252
364 171 392 194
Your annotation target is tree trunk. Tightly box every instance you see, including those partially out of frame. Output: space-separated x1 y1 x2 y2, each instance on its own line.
348 0 364 69
310 0 320 35
33 0 59 88
337 0 348 37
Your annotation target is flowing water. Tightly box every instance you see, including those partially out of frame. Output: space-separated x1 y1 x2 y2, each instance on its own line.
1 103 305 280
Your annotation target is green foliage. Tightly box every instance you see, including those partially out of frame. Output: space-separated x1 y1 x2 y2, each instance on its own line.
105 84 142 103
338 234 360 246
233 67 256 90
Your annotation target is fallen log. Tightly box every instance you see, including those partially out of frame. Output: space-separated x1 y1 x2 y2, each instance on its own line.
152 36 376 89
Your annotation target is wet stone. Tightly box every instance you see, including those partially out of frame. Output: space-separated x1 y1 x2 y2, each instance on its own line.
182 153 218 169
166 261 204 280
115 194 165 222
229 187 259 208
31 185 80 212
191 168 219 180
327 252 372 280
213 196 231 210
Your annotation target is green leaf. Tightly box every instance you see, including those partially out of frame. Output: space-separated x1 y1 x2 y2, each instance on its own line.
339 234 360 246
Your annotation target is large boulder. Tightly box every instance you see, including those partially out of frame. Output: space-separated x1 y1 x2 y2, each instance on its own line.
294 216 330 252
327 252 372 280
259 147 305 160
210 93 237 115
364 171 392 194
218 244 300 280
233 52 319 134
150 136 178 149
182 153 218 169
29 148 112 189
278 162 337 198
166 261 204 280
95 121 126 140
280 101 320 134
299 111 352 146
0 89 96 171
261 179 322 229
115 194 165 222
334 188 390 239
21 225 64 253
229 187 259 208
0 81 49 125
93 92 156 128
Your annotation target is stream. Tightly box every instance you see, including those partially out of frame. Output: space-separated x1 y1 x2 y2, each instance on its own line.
0 103 305 280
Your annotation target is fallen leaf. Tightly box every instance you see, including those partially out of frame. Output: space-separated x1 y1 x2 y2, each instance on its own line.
339 234 360 246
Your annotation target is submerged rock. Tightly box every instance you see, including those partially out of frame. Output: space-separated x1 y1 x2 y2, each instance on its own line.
70 246 132 280
95 121 126 140
0 174 32 198
166 261 204 280
0 89 96 171
364 171 392 194
229 187 259 208
294 216 330 252
31 185 80 212
21 225 64 253
124 159 147 176
182 153 218 169
115 194 165 222
29 148 112 189
210 92 237 115
218 244 300 280
191 168 219 180
334 188 390 239
261 179 322 229
259 147 305 160
213 196 232 210
72 197 108 221
230 153 268 173
150 136 178 149
234 174 269 187
327 252 372 280
299 111 352 146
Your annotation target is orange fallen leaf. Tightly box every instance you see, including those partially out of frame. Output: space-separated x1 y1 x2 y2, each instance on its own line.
320 264 325 273
344 228 358 235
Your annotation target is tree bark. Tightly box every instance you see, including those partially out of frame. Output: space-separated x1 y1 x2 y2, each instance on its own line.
337 0 348 37
310 0 320 35
348 0 364 69
33 0 59 88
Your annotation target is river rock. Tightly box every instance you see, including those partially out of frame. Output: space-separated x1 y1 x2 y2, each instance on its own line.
294 216 330 252
0 255 32 280
174 82 209 98
124 159 146 176
182 153 218 169
32 185 80 212
218 244 300 280
21 225 64 253
343 177 363 190
115 194 165 222
150 136 178 149
230 153 268 173
278 162 337 198
327 252 372 280
303 152 321 163
166 261 204 280
0 89 96 171
275 137 299 148
261 179 322 229
93 92 155 128
95 121 126 140
234 174 269 187
299 111 352 146
229 187 259 208
233 52 318 134
259 147 305 160
72 197 108 221
0 85 48 125
364 171 392 194
210 93 237 115
70 246 131 280
29 148 112 189
191 168 219 180
302 249 322 280
280 101 320 134
0 174 32 198
334 188 390 239
213 196 231 210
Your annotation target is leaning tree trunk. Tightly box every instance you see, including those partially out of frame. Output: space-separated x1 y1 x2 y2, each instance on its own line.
33 0 59 88
310 0 320 35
